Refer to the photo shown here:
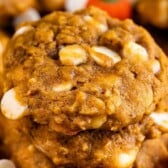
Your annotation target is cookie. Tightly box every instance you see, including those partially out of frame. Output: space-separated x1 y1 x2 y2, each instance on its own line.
13 8 40 28
1 111 166 168
0 113 155 168
0 114 54 168
1 7 168 135
135 0 168 28
1 6 168 168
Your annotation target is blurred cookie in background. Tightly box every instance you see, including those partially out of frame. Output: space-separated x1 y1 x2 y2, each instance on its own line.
0 0 38 27
135 0 168 29
1 0 135 29
13 7 40 28
133 0 168 56
39 0 65 12
0 0 65 28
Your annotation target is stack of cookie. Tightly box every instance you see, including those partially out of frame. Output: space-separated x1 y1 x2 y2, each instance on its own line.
0 7 168 168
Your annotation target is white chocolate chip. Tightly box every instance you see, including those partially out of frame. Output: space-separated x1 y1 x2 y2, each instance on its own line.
1 88 28 120
65 0 88 12
150 112 168 130
0 160 15 168
117 150 138 168
98 24 108 33
83 15 93 22
59 45 87 66
123 41 148 61
92 46 121 64
53 82 73 92
84 15 108 33
91 46 121 67
13 26 33 38
13 8 40 27
150 60 161 74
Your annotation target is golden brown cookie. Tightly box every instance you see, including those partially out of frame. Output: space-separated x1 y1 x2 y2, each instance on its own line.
1 111 166 168
1 6 168 168
1 7 168 135
136 0 168 28
0 112 155 168
0 114 54 168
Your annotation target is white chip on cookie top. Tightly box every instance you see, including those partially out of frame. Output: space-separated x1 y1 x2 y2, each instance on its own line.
150 112 168 131
123 41 148 61
92 46 121 64
53 82 73 92
150 60 161 74
0 160 15 168
59 44 87 66
91 46 121 67
83 15 108 33
1 88 28 120
13 26 33 38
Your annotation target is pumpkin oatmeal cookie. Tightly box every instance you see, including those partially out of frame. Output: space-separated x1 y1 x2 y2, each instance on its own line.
1 110 167 168
2 7 168 135
0 6 168 168
0 112 157 168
